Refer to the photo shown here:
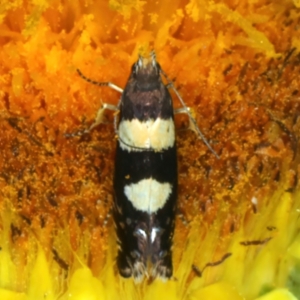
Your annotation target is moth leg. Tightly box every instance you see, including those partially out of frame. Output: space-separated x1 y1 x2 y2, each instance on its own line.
163 72 219 158
66 69 123 137
174 107 200 135
174 107 189 114
65 103 119 137
76 68 123 133
87 102 119 133
173 105 220 158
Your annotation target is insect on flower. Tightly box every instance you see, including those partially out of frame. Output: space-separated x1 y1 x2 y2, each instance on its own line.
76 52 219 282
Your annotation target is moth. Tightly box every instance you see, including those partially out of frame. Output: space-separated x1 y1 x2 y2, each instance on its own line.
77 52 218 282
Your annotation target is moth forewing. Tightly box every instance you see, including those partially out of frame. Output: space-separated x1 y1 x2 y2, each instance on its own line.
113 53 177 281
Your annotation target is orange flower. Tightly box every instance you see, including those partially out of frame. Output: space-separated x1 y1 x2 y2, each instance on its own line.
0 0 299 299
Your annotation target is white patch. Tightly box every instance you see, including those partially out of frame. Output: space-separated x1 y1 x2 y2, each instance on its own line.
118 118 175 152
124 178 172 213
136 229 147 239
150 227 160 243
251 196 258 205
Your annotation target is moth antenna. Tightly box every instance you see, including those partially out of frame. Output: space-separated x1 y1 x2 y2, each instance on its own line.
160 69 220 159
77 69 123 93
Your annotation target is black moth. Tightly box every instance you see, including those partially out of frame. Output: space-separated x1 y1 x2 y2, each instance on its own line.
76 52 218 282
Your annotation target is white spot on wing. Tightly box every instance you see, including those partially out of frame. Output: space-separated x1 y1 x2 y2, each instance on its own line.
136 229 147 239
118 118 175 152
150 227 160 243
124 178 172 213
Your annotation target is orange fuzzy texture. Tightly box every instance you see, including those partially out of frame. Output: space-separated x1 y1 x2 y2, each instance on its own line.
0 0 300 299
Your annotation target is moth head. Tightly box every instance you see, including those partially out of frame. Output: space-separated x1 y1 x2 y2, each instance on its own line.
131 52 161 86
